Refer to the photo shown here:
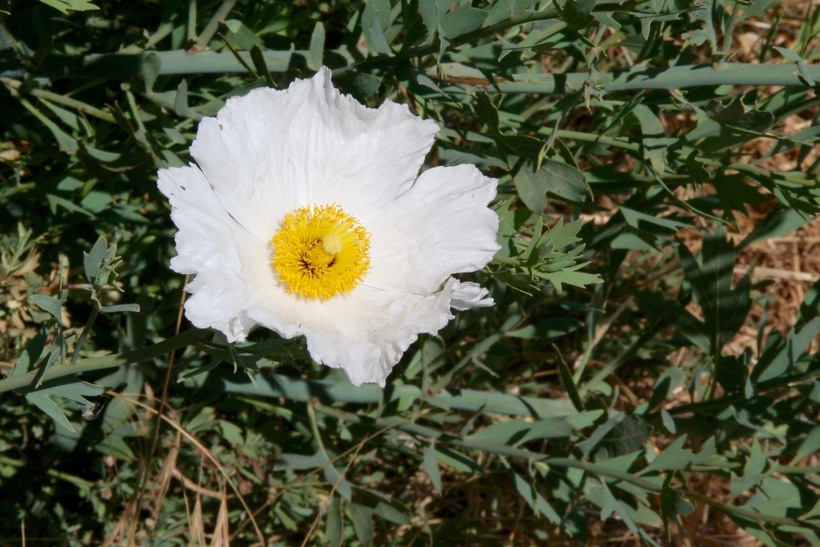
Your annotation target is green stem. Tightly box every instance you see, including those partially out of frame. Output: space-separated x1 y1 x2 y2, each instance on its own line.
776 465 820 474
644 368 820 425
306 401 350 497
0 50 305 80
429 63 820 94
685 491 817 530
193 0 239 50
2 79 116 122
197 368 576 418
724 161 816 187
314 405 815 531
71 307 99 365
314 403 662 492
4 48 818 94
0 328 208 395
550 129 641 153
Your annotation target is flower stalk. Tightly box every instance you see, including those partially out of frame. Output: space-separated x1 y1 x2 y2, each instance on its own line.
2 50 817 92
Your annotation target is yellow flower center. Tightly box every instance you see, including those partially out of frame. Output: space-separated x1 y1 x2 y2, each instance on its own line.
272 204 371 299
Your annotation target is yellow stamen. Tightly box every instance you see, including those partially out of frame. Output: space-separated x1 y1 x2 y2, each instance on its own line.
272 204 370 299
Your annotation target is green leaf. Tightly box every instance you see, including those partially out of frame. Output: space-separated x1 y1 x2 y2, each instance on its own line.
731 0 769 25
485 0 539 26
325 497 343 547
578 413 649 459
714 354 748 394
473 93 500 132
20 96 80 154
660 409 676 434
38 98 81 131
423 442 442 492
308 22 325 70
537 268 602 291
643 435 704 473
418 0 446 48
337 71 381 101
710 173 769 214
32 295 64 323
506 317 584 339
38 0 99 13
101 303 141 314
25 391 75 431
660 474 693 535
141 52 161 91
555 348 584 412
440 6 487 38
746 477 803 518
753 316 820 383
690 96 775 152
83 236 108 284
465 417 574 445
46 194 94 217
679 228 751 352
773 46 802 63
635 291 710 352
173 79 190 117
646 368 683 412
620 206 690 246
566 410 604 430
97 365 144 460
599 415 651 459
433 446 482 473
584 479 640 534
82 236 135 312
541 160 586 202
513 472 562 525
555 0 596 30
348 503 373 546
515 163 548 212
223 19 263 50
24 377 106 432
632 104 668 172
685 1 716 50
730 440 768 496
791 426 820 464
38 378 107 404
319 458 351 501
366 491 410 525
248 45 275 88
740 207 813 250
10 327 48 378
362 0 394 55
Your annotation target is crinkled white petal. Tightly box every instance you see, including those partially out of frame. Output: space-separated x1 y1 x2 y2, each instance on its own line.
246 279 460 386
157 164 264 341
188 67 439 239
158 67 500 386
450 281 495 311
364 164 500 294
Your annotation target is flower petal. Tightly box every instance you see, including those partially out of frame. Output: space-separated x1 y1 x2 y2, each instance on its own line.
189 67 440 239
365 164 500 294
157 164 265 341
450 280 495 311
247 280 459 386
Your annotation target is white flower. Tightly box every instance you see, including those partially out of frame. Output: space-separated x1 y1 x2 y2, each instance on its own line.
158 68 499 386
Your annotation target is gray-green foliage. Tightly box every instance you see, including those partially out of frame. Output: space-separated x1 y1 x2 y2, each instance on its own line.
0 0 818 543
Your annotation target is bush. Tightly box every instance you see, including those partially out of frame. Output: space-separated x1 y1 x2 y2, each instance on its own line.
1 0 818 543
